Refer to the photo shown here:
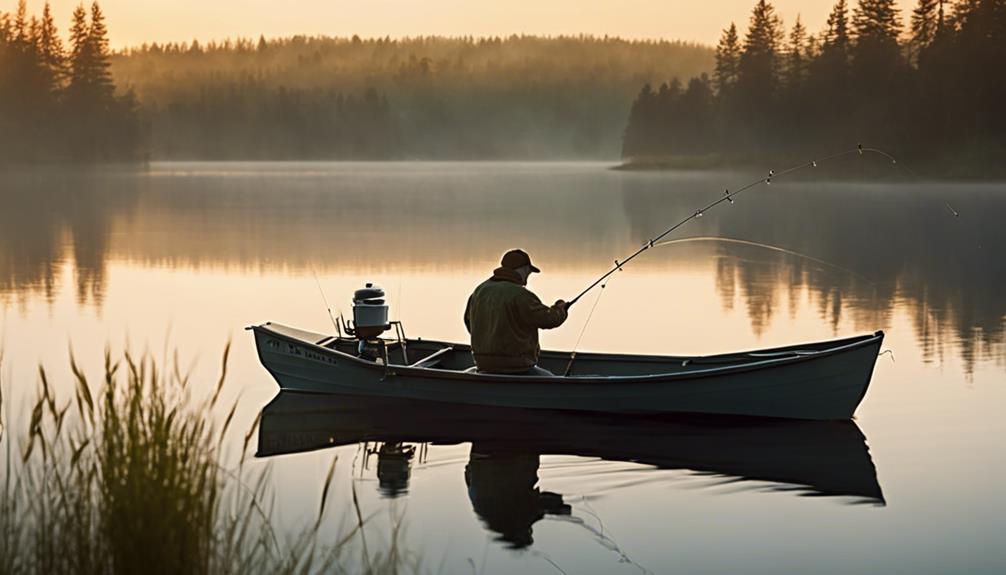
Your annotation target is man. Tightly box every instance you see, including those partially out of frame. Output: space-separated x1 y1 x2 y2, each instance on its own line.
464 249 568 375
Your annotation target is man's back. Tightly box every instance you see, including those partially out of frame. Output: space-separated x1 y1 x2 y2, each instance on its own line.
464 264 567 374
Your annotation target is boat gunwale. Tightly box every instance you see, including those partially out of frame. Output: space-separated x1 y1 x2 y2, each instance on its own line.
251 322 885 386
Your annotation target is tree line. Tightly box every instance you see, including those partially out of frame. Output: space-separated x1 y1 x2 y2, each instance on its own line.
114 34 712 160
0 1 143 163
2 3 715 162
622 0 1006 177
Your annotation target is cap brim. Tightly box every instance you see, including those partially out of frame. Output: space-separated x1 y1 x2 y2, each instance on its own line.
529 264 541 273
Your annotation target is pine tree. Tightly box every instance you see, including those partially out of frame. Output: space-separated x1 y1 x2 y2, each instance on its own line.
622 83 656 159
785 16 809 89
37 2 67 91
911 0 939 50
87 1 114 101
68 3 89 94
852 0 902 53
13 0 27 45
738 0 783 96
714 23 741 95
849 0 905 96
823 0 851 57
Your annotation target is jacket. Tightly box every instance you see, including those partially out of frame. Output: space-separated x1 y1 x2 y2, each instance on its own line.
463 267 568 373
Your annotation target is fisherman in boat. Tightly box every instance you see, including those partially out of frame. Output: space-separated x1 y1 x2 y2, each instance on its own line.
464 249 568 376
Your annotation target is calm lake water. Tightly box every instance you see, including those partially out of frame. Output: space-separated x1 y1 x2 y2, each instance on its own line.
2 162 1004 573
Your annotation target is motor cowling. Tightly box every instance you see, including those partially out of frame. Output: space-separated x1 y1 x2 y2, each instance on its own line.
352 283 389 339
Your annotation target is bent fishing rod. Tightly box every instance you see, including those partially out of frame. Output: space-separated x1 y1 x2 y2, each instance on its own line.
564 144 900 309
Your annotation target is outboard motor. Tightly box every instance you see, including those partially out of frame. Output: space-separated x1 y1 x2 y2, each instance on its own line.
351 283 390 358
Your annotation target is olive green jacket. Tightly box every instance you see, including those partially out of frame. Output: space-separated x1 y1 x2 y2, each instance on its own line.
463 268 568 373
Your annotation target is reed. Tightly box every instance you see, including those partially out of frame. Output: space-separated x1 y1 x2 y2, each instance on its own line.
0 346 420 575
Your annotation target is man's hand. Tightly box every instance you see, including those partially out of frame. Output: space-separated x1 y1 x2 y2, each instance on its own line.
554 299 567 311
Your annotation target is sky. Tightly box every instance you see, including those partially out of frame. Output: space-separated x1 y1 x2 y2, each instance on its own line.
8 0 915 49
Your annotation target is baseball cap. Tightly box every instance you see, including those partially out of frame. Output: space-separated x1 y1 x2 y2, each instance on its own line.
500 249 541 273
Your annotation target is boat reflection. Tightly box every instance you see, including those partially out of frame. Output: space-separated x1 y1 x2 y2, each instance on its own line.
256 392 885 512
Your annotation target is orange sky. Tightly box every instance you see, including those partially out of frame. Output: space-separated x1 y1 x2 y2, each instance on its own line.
9 0 914 48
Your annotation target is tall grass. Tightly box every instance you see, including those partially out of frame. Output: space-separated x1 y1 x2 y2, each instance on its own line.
0 346 421 575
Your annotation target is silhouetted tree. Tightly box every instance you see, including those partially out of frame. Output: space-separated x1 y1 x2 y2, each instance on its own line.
851 0 903 74
714 23 741 95
738 0 783 96
621 0 1006 175
622 83 657 159
37 2 66 92
911 0 943 60
822 0 852 63
735 0 783 156
784 16 809 89
0 1 143 163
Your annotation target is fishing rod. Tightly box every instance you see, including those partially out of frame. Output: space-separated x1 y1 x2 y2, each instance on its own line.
310 265 341 335
561 233 882 376
565 144 900 309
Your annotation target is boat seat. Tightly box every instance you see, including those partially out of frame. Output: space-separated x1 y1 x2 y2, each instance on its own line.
408 346 454 369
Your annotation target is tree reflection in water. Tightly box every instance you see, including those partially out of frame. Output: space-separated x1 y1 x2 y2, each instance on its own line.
3 166 1002 368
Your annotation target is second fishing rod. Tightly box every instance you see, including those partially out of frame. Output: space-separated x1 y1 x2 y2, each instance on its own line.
564 144 900 309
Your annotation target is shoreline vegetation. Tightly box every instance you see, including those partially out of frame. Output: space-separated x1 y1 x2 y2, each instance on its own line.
0 345 423 574
112 35 707 161
621 0 1006 178
1 2 711 165
0 2 143 164
3 1 1004 178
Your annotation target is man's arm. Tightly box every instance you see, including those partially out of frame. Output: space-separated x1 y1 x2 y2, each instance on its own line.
464 295 473 334
519 292 568 330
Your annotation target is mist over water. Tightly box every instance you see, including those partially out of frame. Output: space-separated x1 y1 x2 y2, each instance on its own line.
2 163 1004 573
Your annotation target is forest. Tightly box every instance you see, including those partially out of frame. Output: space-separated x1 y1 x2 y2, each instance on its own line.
0 1 142 163
1 2 712 162
111 34 711 159
622 0 1006 176
6 0 1004 169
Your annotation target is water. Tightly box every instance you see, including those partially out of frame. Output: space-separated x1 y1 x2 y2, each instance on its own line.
2 162 1004 573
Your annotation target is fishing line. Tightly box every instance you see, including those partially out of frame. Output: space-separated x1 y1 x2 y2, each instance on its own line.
652 236 878 286
563 278 611 376
544 512 653 575
566 144 899 308
559 144 917 370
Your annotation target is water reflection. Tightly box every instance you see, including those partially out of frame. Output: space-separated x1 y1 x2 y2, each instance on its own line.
0 170 139 306
2 164 1003 368
621 177 1006 370
367 442 416 498
465 448 570 549
256 392 886 516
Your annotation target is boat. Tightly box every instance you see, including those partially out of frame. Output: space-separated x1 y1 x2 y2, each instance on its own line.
256 392 885 505
250 321 884 420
